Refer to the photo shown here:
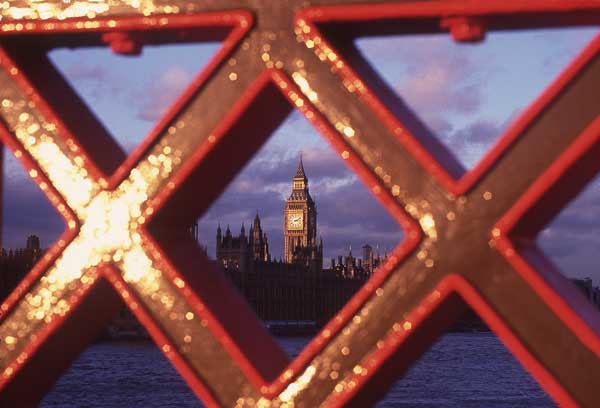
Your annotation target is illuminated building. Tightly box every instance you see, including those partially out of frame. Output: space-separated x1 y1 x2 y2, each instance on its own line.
283 155 323 269
214 157 370 325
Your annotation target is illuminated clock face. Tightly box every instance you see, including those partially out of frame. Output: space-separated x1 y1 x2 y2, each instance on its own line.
287 212 304 230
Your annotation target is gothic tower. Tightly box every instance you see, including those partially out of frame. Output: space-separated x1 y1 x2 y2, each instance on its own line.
284 155 317 263
249 212 270 262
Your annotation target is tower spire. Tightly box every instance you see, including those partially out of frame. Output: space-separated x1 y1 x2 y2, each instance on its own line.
285 151 318 264
295 152 307 179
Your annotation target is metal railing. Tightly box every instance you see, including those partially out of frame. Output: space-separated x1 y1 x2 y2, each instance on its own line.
0 1 599 406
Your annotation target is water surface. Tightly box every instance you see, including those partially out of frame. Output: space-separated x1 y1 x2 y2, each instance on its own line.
42 333 555 407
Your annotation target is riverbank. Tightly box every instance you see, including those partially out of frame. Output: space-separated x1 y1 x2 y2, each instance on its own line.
102 313 490 341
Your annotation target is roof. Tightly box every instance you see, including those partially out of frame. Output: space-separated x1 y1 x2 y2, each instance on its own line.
294 154 307 180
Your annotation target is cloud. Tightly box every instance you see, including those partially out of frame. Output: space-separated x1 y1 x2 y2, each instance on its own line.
358 35 507 168
3 154 28 185
2 178 64 250
444 118 502 166
537 179 600 279
430 107 521 168
358 36 490 136
398 61 482 124
214 145 356 199
55 58 197 129
58 61 128 107
63 64 108 82
136 67 195 122
197 140 403 260
1 152 64 249
451 118 499 145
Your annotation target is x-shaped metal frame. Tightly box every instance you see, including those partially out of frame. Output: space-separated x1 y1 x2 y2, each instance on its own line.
0 1 600 406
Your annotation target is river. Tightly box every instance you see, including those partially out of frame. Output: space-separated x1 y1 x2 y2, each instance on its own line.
41 333 555 407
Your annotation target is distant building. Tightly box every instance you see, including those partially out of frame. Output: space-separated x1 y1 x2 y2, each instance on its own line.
0 235 43 300
330 244 387 279
214 156 378 325
572 278 600 307
283 155 323 270
216 155 324 276
216 213 271 270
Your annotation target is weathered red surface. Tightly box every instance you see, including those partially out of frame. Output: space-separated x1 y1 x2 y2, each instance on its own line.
0 1 598 406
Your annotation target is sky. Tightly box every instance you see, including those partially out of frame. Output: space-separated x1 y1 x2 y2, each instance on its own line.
2 26 599 281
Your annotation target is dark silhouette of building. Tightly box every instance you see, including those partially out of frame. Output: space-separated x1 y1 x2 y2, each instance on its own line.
3 155 600 335
572 278 600 306
0 235 43 300
214 156 374 327
216 155 324 276
330 244 387 279
250 213 270 262
216 223 249 270
216 213 271 270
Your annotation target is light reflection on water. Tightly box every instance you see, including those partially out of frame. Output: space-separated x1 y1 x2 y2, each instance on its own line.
41 333 554 407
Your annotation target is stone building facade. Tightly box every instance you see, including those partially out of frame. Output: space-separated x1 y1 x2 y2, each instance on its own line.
216 212 271 271
215 156 370 326
329 244 387 280
283 156 323 270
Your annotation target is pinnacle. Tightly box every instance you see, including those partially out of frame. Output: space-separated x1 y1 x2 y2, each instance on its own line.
295 153 307 179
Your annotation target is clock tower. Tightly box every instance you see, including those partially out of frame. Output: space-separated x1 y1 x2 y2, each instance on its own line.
284 155 319 264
